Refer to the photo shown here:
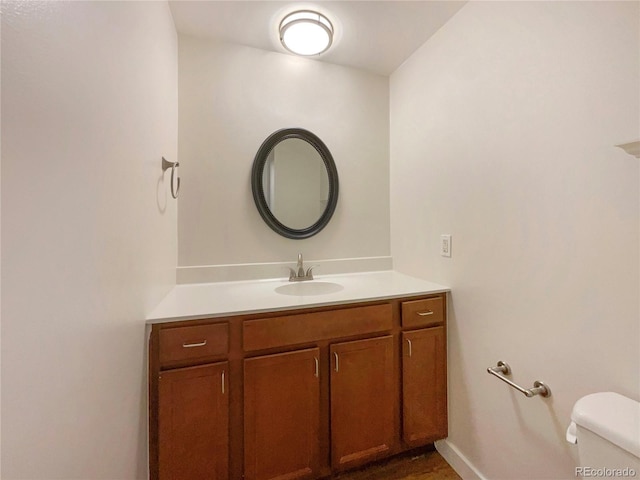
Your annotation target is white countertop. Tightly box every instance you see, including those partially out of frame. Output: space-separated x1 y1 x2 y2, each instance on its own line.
147 270 450 323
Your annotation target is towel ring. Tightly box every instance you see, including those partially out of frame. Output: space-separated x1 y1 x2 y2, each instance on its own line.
161 157 180 199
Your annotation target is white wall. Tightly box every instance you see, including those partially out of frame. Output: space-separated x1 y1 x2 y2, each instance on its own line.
1 2 177 478
390 2 639 479
177 35 389 270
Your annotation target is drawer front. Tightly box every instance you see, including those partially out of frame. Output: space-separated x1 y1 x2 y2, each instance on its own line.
243 304 393 352
401 296 445 328
159 323 229 367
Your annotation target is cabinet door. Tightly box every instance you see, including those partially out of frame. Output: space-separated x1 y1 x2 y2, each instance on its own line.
330 335 395 470
402 327 447 446
244 348 320 480
159 362 228 480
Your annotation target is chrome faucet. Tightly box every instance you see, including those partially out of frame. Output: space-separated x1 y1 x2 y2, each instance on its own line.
288 253 315 282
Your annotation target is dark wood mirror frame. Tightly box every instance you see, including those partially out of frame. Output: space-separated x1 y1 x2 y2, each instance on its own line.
251 128 339 239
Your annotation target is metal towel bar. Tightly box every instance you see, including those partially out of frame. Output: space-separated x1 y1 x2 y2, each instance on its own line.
487 361 551 398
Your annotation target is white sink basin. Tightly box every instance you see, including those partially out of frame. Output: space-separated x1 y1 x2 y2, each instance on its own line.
274 281 344 296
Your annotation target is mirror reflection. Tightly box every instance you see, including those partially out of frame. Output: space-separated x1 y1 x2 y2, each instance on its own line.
261 138 330 230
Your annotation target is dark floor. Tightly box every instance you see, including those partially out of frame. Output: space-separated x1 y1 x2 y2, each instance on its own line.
333 449 461 480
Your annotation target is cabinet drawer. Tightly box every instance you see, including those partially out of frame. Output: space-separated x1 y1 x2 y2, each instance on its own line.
159 323 229 367
401 296 444 328
243 304 392 352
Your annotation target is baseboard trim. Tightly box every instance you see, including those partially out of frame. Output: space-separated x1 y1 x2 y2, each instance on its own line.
177 256 393 284
435 439 487 480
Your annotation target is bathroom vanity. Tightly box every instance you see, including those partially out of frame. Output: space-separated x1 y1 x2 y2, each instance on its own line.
147 271 449 480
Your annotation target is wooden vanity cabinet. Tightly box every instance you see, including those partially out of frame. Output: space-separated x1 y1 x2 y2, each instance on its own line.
401 327 447 446
150 320 231 480
400 295 448 446
330 336 395 470
149 293 447 480
158 362 229 480
244 348 320 480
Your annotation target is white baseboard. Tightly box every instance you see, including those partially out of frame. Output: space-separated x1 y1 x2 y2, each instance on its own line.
176 256 393 284
436 439 487 480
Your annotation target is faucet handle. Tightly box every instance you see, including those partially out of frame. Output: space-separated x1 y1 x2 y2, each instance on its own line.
305 266 317 279
287 267 297 281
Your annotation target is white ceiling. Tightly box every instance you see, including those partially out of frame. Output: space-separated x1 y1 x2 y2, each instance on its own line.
168 1 467 76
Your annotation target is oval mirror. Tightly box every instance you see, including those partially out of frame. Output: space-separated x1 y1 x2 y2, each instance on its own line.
251 128 339 239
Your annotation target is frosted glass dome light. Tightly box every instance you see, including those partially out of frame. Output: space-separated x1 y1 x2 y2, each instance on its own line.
279 10 334 56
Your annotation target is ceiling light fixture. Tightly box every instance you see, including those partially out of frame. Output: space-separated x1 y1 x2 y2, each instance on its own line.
279 10 334 56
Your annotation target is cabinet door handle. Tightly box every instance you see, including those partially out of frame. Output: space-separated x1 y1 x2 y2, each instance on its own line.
182 340 207 348
406 338 412 357
221 370 225 395
314 357 319 378
417 311 434 316
334 352 339 372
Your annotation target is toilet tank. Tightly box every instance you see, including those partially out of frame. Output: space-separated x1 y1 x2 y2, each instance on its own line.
568 392 640 479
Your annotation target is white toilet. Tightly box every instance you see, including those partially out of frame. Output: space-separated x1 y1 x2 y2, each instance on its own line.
567 392 640 478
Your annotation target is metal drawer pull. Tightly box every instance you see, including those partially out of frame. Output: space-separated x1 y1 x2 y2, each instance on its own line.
221 371 225 394
417 311 434 316
182 340 207 348
406 338 412 357
314 357 319 378
334 352 339 372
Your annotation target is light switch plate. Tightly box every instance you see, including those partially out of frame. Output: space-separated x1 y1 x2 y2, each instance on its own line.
440 234 452 257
